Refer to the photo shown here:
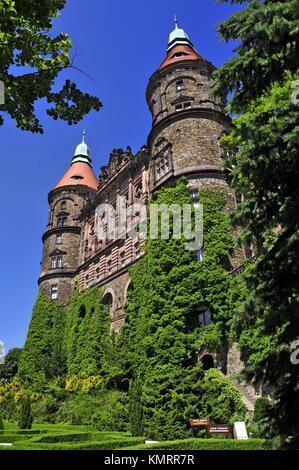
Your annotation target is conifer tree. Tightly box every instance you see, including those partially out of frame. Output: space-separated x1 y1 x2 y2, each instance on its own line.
18 396 33 430
214 0 299 447
129 377 144 437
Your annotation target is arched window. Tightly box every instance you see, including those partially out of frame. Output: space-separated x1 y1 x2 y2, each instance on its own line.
102 292 113 317
201 354 214 371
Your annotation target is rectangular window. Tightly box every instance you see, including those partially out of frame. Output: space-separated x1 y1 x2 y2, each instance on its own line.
189 190 199 207
56 233 62 244
175 103 183 111
61 201 67 210
195 248 204 262
57 216 67 227
198 309 212 327
51 285 58 300
135 243 141 259
107 259 112 275
51 256 63 269
183 101 192 109
120 252 126 268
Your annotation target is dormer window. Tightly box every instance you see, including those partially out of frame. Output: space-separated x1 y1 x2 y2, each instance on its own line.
71 175 83 180
171 52 188 59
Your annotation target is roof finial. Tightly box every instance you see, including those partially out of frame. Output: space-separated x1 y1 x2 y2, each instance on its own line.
174 15 179 29
82 128 86 142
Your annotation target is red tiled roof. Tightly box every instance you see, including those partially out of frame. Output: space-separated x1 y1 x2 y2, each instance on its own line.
159 44 204 70
54 162 98 190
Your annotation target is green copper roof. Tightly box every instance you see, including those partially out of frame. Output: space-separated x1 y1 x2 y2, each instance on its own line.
167 16 193 51
72 130 92 166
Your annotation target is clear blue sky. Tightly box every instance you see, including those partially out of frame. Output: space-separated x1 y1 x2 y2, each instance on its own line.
0 0 242 353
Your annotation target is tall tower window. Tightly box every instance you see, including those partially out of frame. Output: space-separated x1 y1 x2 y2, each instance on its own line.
57 216 67 227
198 308 212 327
189 190 199 207
154 145 172 181
195 247 204 262
176 80 185 92
120 251 126 268
135 242 141 259
107 259 112 275
55 233 62 244
51 285 58 300
51 256 63 269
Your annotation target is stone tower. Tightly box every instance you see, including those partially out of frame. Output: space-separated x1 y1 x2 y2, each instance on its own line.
38 132 98 304
146 19 235 211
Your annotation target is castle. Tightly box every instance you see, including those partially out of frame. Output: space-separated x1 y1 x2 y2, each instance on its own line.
39 20 246 336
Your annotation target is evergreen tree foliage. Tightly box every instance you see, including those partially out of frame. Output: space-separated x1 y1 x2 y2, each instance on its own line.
0 415 4 433
65 287 110 376
200 369 246 424
129 377 144 436
18 396 33 429
253 397 272 423
214 0 299 447
0 347 22 382
18 291 66 388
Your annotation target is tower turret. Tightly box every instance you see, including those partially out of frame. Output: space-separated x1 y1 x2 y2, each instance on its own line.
146 19 230 194
39 132 98 303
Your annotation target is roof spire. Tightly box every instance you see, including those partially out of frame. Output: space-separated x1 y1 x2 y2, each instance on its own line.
167 19 193 52
53 131 98 190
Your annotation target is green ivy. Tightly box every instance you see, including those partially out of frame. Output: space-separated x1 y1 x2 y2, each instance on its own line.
113 178 242 439
18 291 66 388
65 287 110 376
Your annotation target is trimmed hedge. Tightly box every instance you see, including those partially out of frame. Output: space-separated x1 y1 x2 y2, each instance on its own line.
30 432 94 443
7 437 145 450
122 438 267 451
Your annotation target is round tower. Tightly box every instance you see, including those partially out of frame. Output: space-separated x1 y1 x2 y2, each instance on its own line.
146 19 232 200
39 132 98 304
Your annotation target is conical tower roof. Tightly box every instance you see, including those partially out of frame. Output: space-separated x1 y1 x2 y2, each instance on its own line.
54 131 98 190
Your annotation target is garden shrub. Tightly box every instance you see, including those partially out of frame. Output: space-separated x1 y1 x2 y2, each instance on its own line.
123 438 267 450
18 396 33 429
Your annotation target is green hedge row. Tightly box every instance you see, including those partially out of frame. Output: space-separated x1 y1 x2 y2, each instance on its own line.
30 432 94 443
2 429 44 435
6 437 145 451
0 434 36 442
122 439 267 451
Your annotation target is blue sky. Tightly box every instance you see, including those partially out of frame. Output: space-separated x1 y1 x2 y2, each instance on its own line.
0 0 242 353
